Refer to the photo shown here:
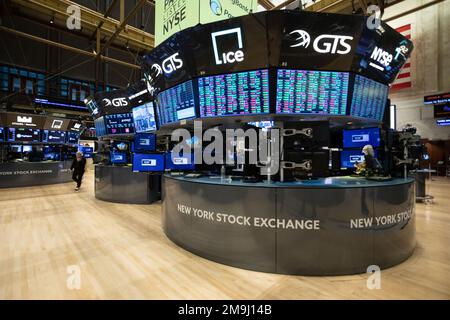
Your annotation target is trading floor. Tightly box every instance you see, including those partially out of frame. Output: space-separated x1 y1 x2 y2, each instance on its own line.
0 170 448 300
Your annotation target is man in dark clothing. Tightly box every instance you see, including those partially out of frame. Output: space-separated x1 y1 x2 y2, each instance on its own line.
71 151 86 191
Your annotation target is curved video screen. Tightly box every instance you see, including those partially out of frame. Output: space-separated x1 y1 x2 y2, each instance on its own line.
276 69 349 115
157 80 197 125
350 75 388 121
199 69 270 117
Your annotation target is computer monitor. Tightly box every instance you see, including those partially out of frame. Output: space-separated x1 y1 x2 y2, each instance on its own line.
10 145 22 153
134 133 156 152
132 102 157 133
42 130 66 144
8 128 41 142
343 128 381 148
23 145 33 153
341 150 379 169
283 151 329 178
283 121 330 149
110 152 127 165
132 153 165 172
165 152 195 171
66 132 80 144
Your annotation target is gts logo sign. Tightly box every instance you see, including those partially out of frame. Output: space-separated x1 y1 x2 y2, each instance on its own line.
102 98 128 107
370 46 393 67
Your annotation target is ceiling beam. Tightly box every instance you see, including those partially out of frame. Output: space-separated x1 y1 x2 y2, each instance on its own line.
0 25 140 69
272 0 298 10
258 0 275 10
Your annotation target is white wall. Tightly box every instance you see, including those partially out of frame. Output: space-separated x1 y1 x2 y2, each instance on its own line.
384 0 450 140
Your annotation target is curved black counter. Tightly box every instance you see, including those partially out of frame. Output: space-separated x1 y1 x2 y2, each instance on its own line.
162 175 416 276
95 165 161 204
0 160 73 188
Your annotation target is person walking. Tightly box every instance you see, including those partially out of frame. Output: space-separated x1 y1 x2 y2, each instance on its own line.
71 151 86 191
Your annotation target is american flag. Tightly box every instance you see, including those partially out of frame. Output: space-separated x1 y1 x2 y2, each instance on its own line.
391 24 412 90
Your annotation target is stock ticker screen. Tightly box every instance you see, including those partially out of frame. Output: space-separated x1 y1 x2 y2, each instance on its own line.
104 113 135 135
157 80 197 126
276 69 349 115
198 70 270 117
350 75 389 121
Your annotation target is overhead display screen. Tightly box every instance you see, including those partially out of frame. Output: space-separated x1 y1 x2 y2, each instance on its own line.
104 113 135 135
7 128 41 142
157 80 197 126
199 70 270 117
132 102 157 133
276 69 349 115
350 75 388 121
42 130 66 144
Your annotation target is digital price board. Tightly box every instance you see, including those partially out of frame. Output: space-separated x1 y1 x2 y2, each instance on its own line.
199 70 270 117
350 75 388 122
276 69 349 115
157 80 197 126
104 113 135 135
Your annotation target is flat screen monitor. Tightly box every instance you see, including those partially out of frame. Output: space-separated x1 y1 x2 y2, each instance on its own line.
350 75 388 121
132 102 157 133
165 152 195 171
104 113 135 135
94 117 106 137
66 132 80 144
436 119 450 127
10 145 22 153
7 128 41 142
276 69 349 115
134 133 156 152
110 152 127 164
157 80 196 125
132 153 165 172
199 70 270 117
42 130 66 144
248 121 274 130
283 121 330 148
343 128 381 148
0 127 4 142
23 145 33 152
341 150 378 169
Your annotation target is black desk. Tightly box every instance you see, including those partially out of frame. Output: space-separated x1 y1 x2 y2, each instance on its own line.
95 165 160 204
162 175 416 276
0 161 73 188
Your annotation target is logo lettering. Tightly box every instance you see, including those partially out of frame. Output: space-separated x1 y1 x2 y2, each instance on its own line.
102 98 128 107
152 53 183 76
370 46 393 67
211 28 245 65
17 116 32 123
289 30 353 55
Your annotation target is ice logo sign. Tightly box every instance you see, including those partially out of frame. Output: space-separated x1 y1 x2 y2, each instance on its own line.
289 30 353 55
51 119 64 129
210 0 222 16
211 28 245 65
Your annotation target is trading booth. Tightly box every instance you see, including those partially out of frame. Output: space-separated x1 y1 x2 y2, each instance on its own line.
87 10 421 275
0 112 83 188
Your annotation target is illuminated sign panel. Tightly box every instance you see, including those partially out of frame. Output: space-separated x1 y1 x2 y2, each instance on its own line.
199 70 270 117
276 69 349 115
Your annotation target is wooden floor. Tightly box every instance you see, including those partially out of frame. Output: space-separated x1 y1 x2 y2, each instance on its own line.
0 170 449 300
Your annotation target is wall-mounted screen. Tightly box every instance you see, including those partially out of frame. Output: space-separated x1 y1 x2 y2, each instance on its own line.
104 113 135 135
343 128 381 148
94 117 106 137
350 75 388 121
165 152 195 171
42 130 66 144
199 70 270 117
132 153 165 172
0 127 4 142
157 80 196 125
7 128 41 142
276 69 349 115
110 152 128 165
66 132 80 144
134 133 156 152
341 149 378 169
132 102 157 133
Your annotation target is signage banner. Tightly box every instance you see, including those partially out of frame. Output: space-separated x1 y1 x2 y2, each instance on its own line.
67 120 83 132
155 0 200 46
200 0 258 24
6 113 45 129
93 89 133 117
424 92 450 105
43 117 71 131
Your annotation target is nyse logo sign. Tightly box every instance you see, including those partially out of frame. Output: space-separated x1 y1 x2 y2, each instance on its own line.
103 98 128 108
370 46 393 68
151 53 184 77
211 28 245 65
289 30 353 55
17 116 33 123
